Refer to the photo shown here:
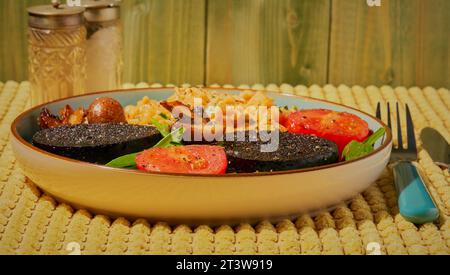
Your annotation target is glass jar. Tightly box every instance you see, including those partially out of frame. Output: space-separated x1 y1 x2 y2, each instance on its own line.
82 0 123 92
28 4 87 107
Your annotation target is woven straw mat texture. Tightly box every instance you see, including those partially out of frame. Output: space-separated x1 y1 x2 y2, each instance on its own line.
0 80 449 255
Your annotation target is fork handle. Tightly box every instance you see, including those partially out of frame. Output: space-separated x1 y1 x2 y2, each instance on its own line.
392 161 439 224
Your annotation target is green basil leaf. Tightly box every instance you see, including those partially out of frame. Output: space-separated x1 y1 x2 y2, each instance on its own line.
343 127 386 161
106 126 186 168
153 127 186 148
216 141 226 147
151 118 170 136
364 127 386 147
105 152 139 168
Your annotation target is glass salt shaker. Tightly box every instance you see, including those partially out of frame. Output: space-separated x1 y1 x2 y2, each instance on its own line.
28 4 86 107
82 0 123 92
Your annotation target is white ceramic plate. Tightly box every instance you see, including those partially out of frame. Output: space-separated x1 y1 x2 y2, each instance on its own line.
11 88 392 225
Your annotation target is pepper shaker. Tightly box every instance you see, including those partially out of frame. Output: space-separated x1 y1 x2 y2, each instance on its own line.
28 3 87 107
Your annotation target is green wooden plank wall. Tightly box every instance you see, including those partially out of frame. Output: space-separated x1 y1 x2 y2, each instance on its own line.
329 0 450 88
206 0 331 86
0 0 448 88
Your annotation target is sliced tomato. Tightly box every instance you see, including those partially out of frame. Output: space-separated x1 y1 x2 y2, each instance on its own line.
279 108 299 128
286 109 370 155
279 113 288 127
136 145 227 175
279 110 290 127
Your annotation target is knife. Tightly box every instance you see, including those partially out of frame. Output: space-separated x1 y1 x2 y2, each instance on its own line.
420 128 450 171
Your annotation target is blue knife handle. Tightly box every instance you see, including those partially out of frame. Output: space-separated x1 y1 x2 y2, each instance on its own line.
392 161 439 224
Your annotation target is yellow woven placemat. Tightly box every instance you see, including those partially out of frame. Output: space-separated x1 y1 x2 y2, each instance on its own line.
0 80 449 255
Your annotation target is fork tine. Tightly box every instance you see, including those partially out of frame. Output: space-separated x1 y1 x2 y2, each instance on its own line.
405 104 417 152
387 102 392 129
375 102 387 144
396 102 403 149
376 102 381 120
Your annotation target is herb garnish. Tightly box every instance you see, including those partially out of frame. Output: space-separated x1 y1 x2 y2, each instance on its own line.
151 118 170 136
342 128 386 161
153 127 185 148
105 152 139 169
105 126 185 168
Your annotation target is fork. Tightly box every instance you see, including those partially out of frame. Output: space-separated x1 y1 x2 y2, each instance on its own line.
376 102 439 224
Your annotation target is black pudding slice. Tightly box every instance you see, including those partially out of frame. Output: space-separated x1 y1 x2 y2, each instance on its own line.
32 124 162 164
224 132 339 173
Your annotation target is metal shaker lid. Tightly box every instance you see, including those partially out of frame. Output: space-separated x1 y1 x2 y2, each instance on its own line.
82 0 121 22
28 3 85 29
